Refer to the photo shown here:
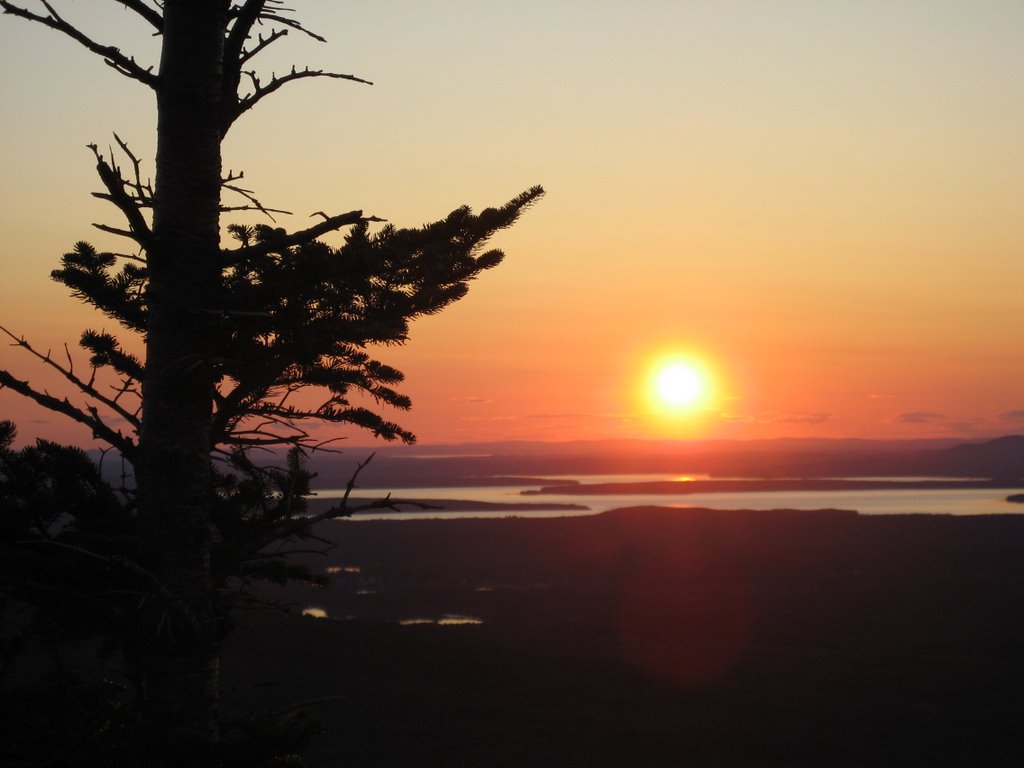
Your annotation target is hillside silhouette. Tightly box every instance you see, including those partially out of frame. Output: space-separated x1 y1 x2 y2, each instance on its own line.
227 507 1024 767
301 435 1024 489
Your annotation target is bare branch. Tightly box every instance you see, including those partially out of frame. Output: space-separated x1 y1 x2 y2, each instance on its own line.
219 204 291 217
342 452 373 507
225 0 267 64
221 181 292 222
109 375 143 414
222 435 304 448
227 1 328 43
301 494 436 529
112 133 155 206
239 27 288 66
248 462 434 554
88 142 153 249
0 1 158 88
0 368 136 457
1 325 141 433
112 0 162 32
222 0 372 134
231 67 371 125
307 436 348 453
91 222 137 240
257 15 323 43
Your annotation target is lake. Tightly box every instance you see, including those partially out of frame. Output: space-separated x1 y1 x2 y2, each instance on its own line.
312 474 1023 520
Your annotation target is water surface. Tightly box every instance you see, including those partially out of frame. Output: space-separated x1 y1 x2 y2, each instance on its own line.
313 476 1022 520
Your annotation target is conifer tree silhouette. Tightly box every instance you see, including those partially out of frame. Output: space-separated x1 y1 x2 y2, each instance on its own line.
0 2 542 763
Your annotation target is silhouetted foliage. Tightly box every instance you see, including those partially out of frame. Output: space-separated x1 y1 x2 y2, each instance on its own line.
0 2 541 764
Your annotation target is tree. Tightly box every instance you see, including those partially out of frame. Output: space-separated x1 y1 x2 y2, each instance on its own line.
0 1 542 763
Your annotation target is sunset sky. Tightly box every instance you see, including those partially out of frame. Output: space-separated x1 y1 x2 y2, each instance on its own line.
2 1 1023 448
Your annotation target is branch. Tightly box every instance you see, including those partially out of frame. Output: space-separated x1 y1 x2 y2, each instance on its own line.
112 0 162 32
1 324 142 431
219 1 371 133
239 27 288 67
295 494 438 527
225 0 266 63
0 368 136 457
222 434 305 448
91 222 138 241
249 455 435 553
219 411 319 450
88 141 154 249
0 1 158 88
221 0 266 135
219 425 346 456
232 1 329 44
342 452 374 507
109 375 143 417
221 181 292 222
228 66 372 129
219 168 291 220
112 133 155 206
222 210 384 264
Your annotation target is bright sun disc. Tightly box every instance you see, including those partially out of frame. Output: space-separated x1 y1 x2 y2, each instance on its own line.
648 359 711 412
656 363 702 406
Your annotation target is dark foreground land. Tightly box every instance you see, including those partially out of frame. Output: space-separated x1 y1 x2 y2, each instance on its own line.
225 508 1024 767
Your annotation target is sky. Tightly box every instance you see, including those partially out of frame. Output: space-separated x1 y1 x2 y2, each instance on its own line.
2 1 1024 448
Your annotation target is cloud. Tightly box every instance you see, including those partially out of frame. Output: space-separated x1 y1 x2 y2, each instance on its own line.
773 411 830 425
719 413 755 424
459 411 633 426
449 396 495 405
894 411 944 424
944 420 986 435
717 411 830 426
998 409 1024 423
523 412 602 422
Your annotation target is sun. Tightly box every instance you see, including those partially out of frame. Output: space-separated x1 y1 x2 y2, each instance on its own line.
655 363 703 406
647 358 712 412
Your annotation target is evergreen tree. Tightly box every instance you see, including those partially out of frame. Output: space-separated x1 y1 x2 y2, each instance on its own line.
0 2 542 763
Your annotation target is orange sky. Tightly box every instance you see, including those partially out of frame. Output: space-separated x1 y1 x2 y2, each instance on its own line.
2 2 1024 448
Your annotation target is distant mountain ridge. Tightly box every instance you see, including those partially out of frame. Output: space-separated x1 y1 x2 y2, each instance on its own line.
305 435 1024 488
90 435 1024 489
920 435 1024 481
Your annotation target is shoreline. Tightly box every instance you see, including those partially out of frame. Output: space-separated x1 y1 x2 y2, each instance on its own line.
308 496 591 514
522 477 1024 496
304 477 1024 517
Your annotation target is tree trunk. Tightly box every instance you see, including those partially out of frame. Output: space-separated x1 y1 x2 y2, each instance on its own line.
135 0 229 744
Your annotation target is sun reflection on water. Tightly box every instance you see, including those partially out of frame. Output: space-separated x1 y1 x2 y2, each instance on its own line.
399 614 483 626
